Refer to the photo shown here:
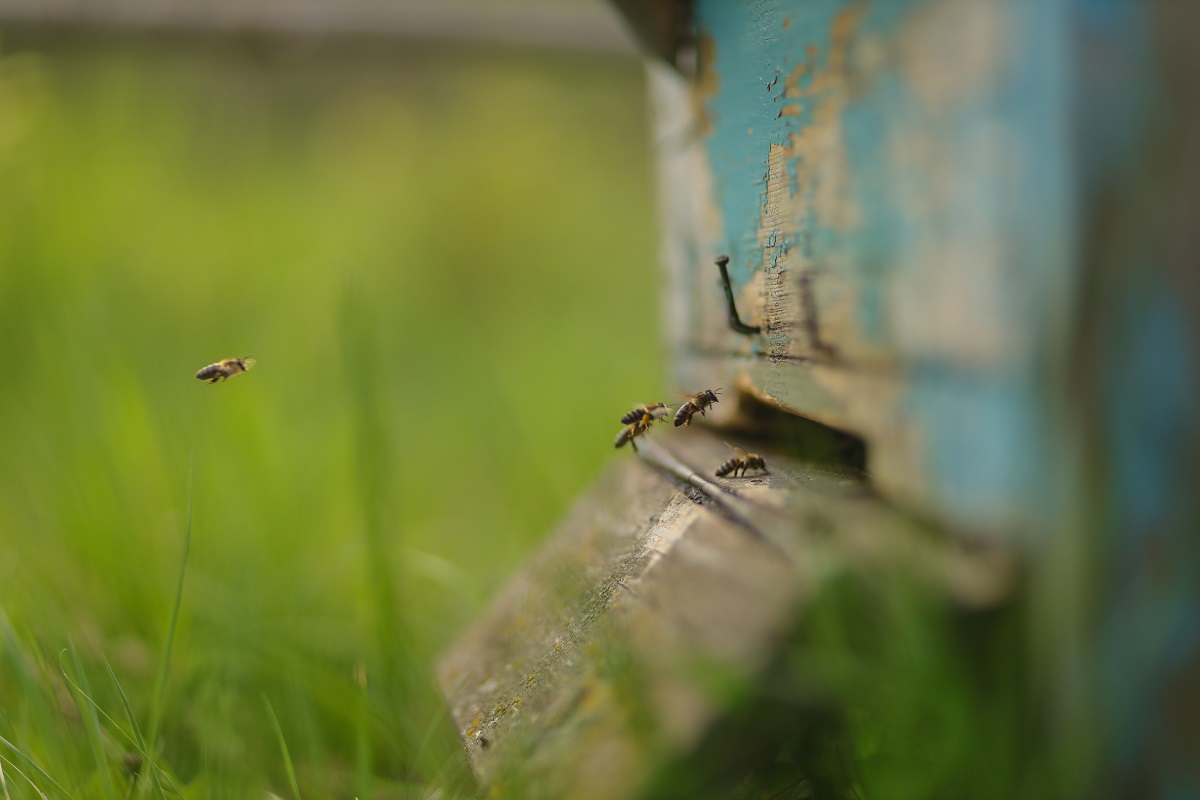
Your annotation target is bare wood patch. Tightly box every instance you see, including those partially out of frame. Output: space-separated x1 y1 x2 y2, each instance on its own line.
438 427 1012 798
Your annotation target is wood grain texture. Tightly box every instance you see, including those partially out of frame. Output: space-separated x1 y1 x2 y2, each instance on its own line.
1067 1 1200 792
658 0 1075 537
651 1 1200 790
437 426 1010 798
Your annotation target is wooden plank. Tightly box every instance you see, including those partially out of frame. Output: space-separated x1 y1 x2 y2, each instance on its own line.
1067 1 1200 792
648 1 1200 790
437 426 1011 798
0 0 637 53
606 0 689 67
655 0 1075 537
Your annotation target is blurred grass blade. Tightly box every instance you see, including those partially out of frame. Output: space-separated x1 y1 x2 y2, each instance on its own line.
59 659 183 800
57 654 146 756
101 654 167 800
262 695 302 800
149 452 195 752
0 737 70 799
354 664 372 800
0 38 655 798
0 753 43 800
66 643 118 800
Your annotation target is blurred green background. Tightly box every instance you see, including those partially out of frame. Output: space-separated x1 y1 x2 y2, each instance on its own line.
0 26 660 798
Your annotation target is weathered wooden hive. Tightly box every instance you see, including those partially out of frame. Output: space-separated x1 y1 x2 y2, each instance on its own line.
439 1 1200 798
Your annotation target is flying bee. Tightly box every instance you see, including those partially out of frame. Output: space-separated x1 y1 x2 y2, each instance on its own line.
715 444 768 478
613 424 645 451
620 403 669 426
195 356 257 384
673 388 720 427
615 402 670 453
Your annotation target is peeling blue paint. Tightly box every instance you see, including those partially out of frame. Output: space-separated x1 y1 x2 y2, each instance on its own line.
691 0 1198 793
696 0 847 288
697 0 1073 526
1106 286 1199 542
1098 281 1200 781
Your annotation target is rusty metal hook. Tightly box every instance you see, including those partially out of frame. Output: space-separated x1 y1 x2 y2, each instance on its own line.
715 255 761 335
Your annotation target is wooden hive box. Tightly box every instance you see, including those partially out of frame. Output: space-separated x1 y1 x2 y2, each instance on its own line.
439 2 1200 797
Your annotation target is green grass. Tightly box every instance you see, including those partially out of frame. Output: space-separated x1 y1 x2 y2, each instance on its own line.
0 30 661 798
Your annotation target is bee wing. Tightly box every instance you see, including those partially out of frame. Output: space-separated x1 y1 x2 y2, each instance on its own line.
242 357 258 371
614 427 633 448
724 442 750 458
623 403 672 424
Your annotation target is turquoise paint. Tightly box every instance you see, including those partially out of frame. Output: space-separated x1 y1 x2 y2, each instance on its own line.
1107 288 1199 541
902 0 1073 529
697 0 1073 527
838 69 904 345
1098 283 1200 776
695 0 925 355
1072 0 1154 193
902 367 1040 527
696 0 845 288
1077 0 1200 785
693 0 1197 792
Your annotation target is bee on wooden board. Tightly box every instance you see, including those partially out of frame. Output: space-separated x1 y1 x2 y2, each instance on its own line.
674 389 720 428
195 356 256 384
615 403 670 453
715 444 768 478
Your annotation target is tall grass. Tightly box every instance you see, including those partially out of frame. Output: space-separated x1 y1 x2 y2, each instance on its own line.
0 30 661 798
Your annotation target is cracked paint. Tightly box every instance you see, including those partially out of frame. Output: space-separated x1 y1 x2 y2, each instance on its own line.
681 0 1073 535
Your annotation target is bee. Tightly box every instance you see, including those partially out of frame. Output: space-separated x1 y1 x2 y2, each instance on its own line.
195 356 256 384
620 403 669 426
673 389 720 427
615 403 670 453
614 422 651 452
715 444 768 478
